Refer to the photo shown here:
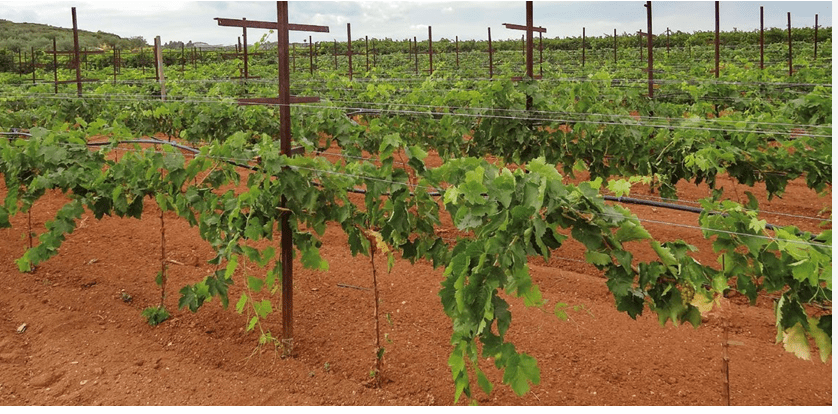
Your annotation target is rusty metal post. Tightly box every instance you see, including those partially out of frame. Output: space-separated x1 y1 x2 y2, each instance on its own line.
526 1 533 110
181 43 185 72
71 7 82 96
211 7 328 354
17 49 22 79
666 27 670 56
521 34 525 62
371 39 376 67
488 27 493 79
309 36 314 74
814 14 818 61
242 18 249 78
428 26 433 74
31 46 36 85
333 39 338 70
292 43 297 72
787 12 792 76
347 23 352 79
365 35 369 72
715 1 720 78
52 38 58 94
757 7 763 69
276 0 294 353
646 1 653 97
413 36 418 75
614 29 617 64
455 35 459 68
582 27 586 67
113 48 117 84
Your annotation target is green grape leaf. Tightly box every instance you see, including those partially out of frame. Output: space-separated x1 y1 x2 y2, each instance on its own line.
808 316 832 363
502 352 540 396
247 276 264 293
235 293 248 314
781 323 811 361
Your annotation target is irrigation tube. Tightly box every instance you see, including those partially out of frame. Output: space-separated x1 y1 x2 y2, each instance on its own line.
602 195 793 234
1 132 824 242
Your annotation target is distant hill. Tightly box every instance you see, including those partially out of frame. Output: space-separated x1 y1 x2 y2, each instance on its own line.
0 19 148 52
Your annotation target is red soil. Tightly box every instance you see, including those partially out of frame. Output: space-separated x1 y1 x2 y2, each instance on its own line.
0 148 831 406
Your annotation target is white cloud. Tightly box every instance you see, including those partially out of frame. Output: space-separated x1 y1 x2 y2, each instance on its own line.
2 1 832 46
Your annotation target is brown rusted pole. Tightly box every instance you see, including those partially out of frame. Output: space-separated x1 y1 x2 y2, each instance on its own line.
715 1 720 78
277 0 294 353
333 39 338 70
31 46 36 85
814 14 818 61
113 47 117 84
371 39 376 67
455 35 459 68
787 12 792 76
309 36 314 74
646 1 653 97
666 27 670 56
414 36 418 75
760 6 764 69
181 43 185 72
428 26 433 74
526 0 533 110
365 35 369 72
17 49 22 79
582 27 586 67
52 38 58 94
614 29 617 64
71 7 82 97
521 34 525 61
347 23 352 80
242 18 249 78
293 42 297 72
488 27 493 79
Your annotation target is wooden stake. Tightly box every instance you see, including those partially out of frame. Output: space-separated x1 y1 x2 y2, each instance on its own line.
154 36 166 101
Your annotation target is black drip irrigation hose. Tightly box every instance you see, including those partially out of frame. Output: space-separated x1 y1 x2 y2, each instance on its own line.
2 131 824 241
602 195 791 235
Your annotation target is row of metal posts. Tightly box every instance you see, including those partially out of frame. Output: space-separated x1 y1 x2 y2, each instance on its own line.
27 9 821 92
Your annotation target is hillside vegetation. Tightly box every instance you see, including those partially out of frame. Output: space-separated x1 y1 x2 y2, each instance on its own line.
0 19 147 52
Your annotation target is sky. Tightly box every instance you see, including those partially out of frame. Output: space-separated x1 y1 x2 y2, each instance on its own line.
2 1 833 46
